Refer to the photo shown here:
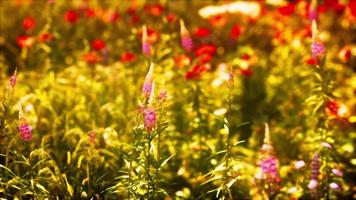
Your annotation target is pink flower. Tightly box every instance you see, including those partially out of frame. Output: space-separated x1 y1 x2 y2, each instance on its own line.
144 108 156 132
311 42 325 58
329 182 340 190
332 169 343 177
142 63 154 99
180 19 193 52
308 179 318 190
18 119 32 141
294 160 306 169
9 69 17 88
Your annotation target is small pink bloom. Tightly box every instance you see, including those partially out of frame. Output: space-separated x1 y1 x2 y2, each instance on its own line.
308 179 318 190
329 182 340 190
332 169 343 177
18 119 32 141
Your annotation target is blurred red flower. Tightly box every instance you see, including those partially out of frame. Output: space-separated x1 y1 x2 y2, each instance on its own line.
38 32 53 43
138 28 159 44
306 57 317 65
166 12 177 23
175 54 191 68
194 27 210 38
326 100 340 116
240 68 254 77
278 3 295 16
185 65 207 80
349 1 356 17
195 44 217 57
338 47 352 63
230 24 242 40
82 51 100 64
64 10 79 23
16 35 34 48
120 51 137 63
91 39 106 51
22 16 36 30
85 8 96 18
144 4 164 16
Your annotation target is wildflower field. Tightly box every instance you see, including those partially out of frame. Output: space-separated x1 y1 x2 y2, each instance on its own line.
0 0 356 199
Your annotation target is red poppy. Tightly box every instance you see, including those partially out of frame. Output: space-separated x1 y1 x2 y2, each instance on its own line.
278 3 295 16
120 52 137 63
64 10 79 23
166 12 177 23
194 27 210 38
185 65 207 80
230 24 242 40
338 47 352 63
22 16 36 30
91 39 106 51
144 4 164 16
175 54 191 68
240 68 254 76
38 32 53 43
138 28 159 43
306 57 318 65
241 54 251 60
82 51 100 64
349 1 356 17
195 44 217 57
16 35 34 48
85 8 96 18
318 4 328 13
332 3 345 15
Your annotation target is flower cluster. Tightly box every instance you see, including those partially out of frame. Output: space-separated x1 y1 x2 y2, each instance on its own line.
308 153 320 190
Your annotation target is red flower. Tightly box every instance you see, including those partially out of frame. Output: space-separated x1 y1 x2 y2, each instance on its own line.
138 28 159 44
278 3 295 16
230 24 242 40
22 16 36 30
144 4 164 16
194 27 210 38
127 6 137 15
185 65 207 80
306 57 318 65
64 10 79 23
85 8 96 18
175 54 191 68
195 44 217 57
326 100 340 116
166 12 177 23
349 1 356 17
91 39 106 51
82 51 100 64
38 32 53 43
240 68 254 76
16 35 34 48
241 53 251 60
338 47 352 63
120 51 137 63
332 3 345 15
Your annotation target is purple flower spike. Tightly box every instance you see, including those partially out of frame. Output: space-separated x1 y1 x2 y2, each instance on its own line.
144 108 156 132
